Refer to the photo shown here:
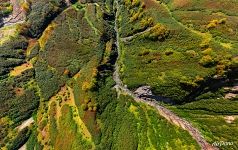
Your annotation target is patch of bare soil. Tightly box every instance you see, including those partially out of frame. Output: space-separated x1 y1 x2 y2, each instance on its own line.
17 117 34 131
14 87 24 96
143 0 161 9
224 116 237 124
171 0 191 9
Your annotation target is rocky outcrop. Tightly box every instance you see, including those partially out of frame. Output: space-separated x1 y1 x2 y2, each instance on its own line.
224 82 238 99
134 86 153 97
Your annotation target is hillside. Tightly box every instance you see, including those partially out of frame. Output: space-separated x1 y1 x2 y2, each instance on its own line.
0 0 237 150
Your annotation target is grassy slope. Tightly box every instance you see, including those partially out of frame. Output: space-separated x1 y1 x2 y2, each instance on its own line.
93 77 200 150
26 3 104 149
26 1 201 149
118 0 238 149
1 0 237 149
119 0 238 102
168 98 238 150
161 3 238 149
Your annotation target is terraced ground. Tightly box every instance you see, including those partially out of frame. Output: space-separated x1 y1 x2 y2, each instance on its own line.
0 0 238 150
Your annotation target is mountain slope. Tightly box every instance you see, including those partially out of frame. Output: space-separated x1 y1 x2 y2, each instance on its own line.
0 0 238 150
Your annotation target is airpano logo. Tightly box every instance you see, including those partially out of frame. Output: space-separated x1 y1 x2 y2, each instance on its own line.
212 141 233 147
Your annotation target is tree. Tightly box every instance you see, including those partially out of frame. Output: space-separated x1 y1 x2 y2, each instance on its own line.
144 23 169 40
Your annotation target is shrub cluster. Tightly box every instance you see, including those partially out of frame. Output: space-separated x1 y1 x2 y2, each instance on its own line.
119 0 155 37
20 0 66 37
81 99 97 112
0 35 28 78
0 1 12 17
7 128 31 150
143 23 169 40
206 18 227 29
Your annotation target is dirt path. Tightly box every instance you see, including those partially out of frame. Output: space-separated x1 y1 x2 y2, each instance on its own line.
17 117 34 131
120 26 152 42
113 1 217 150
18 144 26 150
16 119 32 150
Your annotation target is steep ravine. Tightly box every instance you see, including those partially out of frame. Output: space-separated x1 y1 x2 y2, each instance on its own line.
112 1 217 150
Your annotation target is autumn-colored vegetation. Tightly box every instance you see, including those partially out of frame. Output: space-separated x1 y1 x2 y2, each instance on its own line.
1 0 238 149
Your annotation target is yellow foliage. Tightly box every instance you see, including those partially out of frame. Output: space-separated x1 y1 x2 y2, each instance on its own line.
39 23 56 49
106 40 112 52
103 40 113 63
231 57 238 67
0 117 13 126
146 23 169 40
141 2 146 8
140 17 153 28
92 67 98 77
7 5 13 12
206 19 219 29
22 2 30 12
88 107 93 111
124 0 131 6
93 106 97 111
216 64 226 76
82 82 91 91
220 42 232 49
185 50 198 58
132 0 140 7
206 18 227 29
202 48 213 55
199 39 210 49
130 11 141 22
199 55 214 66
194 76 204 83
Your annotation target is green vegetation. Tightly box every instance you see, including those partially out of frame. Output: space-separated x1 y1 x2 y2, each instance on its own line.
143 23 169 40
1 0 238 149
7 128 31 150
53 105 93 149
0 35 28 78
0 0 12 17
0 69 39 148
26 129 43 150
118 0 238 103
95 78 200 150
21 0 67 38
169 98 238 150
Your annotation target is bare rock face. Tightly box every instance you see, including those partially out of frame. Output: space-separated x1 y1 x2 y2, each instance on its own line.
224 83 238 99
134 86 153 97
225 93 237 99
224 116 237 124
231 86 238 93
